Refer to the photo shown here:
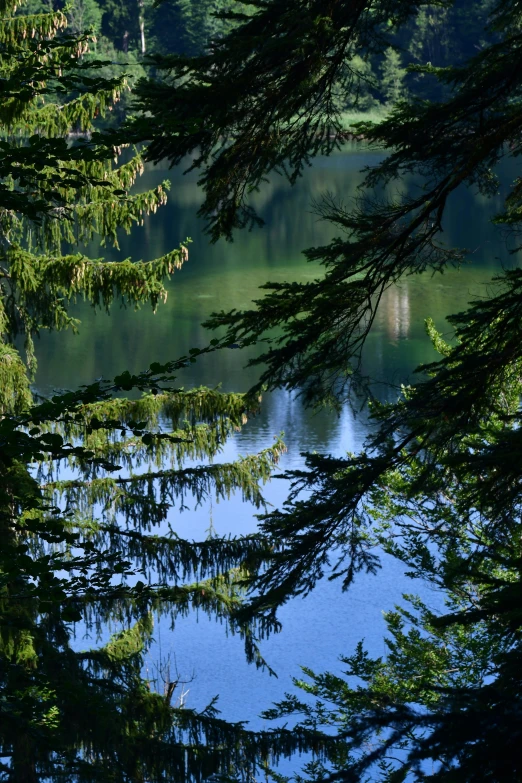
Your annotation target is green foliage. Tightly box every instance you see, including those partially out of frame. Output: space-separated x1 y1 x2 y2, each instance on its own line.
128 0 431 240
7 0 522 779
252 308 522 779
0 351 295 779
83 37 146 125
98 0 141 53
128 0 522 778
0 1 297 779
380 47 407 104
0 344 32 413
147 0 253 57
67 0 103 37
0 0 190 410
407 6 452 65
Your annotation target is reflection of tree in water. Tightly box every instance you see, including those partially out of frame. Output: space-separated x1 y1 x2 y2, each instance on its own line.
34 152 521 396
379 284 411 342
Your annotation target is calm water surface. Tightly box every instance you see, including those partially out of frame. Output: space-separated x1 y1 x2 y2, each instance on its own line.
35 146 519 728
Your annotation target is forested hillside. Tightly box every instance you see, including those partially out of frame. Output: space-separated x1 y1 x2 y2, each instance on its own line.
19 0 498 124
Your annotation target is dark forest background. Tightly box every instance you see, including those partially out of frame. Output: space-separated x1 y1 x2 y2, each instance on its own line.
22 0 496 123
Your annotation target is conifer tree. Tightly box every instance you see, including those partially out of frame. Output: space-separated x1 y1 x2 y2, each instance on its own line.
0 0 189 413
7 0 522 777
0 2 302 778
380 46 407 105
0 360 299 781
256 307 522 780
125 0 522 777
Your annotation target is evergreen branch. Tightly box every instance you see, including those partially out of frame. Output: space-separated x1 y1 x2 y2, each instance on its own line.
44 438 286 526
126 0 444 241
1 244 188 343
0 9 67 46
18 79 127 136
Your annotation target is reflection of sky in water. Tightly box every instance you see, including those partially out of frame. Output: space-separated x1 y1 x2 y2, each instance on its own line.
37 148 521 731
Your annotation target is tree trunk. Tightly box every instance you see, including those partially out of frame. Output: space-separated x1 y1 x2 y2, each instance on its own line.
10 734 38 783
138 0 146 54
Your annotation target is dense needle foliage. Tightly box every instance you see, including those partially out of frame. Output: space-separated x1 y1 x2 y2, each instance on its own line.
123 0 522 779
0 2 305 780
6 0 522 779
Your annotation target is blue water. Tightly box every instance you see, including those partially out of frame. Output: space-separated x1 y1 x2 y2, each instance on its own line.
34 146 519 738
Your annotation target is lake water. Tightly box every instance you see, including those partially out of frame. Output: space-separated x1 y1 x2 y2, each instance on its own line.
34 145 519 731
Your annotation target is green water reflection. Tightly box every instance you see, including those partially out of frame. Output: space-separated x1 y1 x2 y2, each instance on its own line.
34 145 518 403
